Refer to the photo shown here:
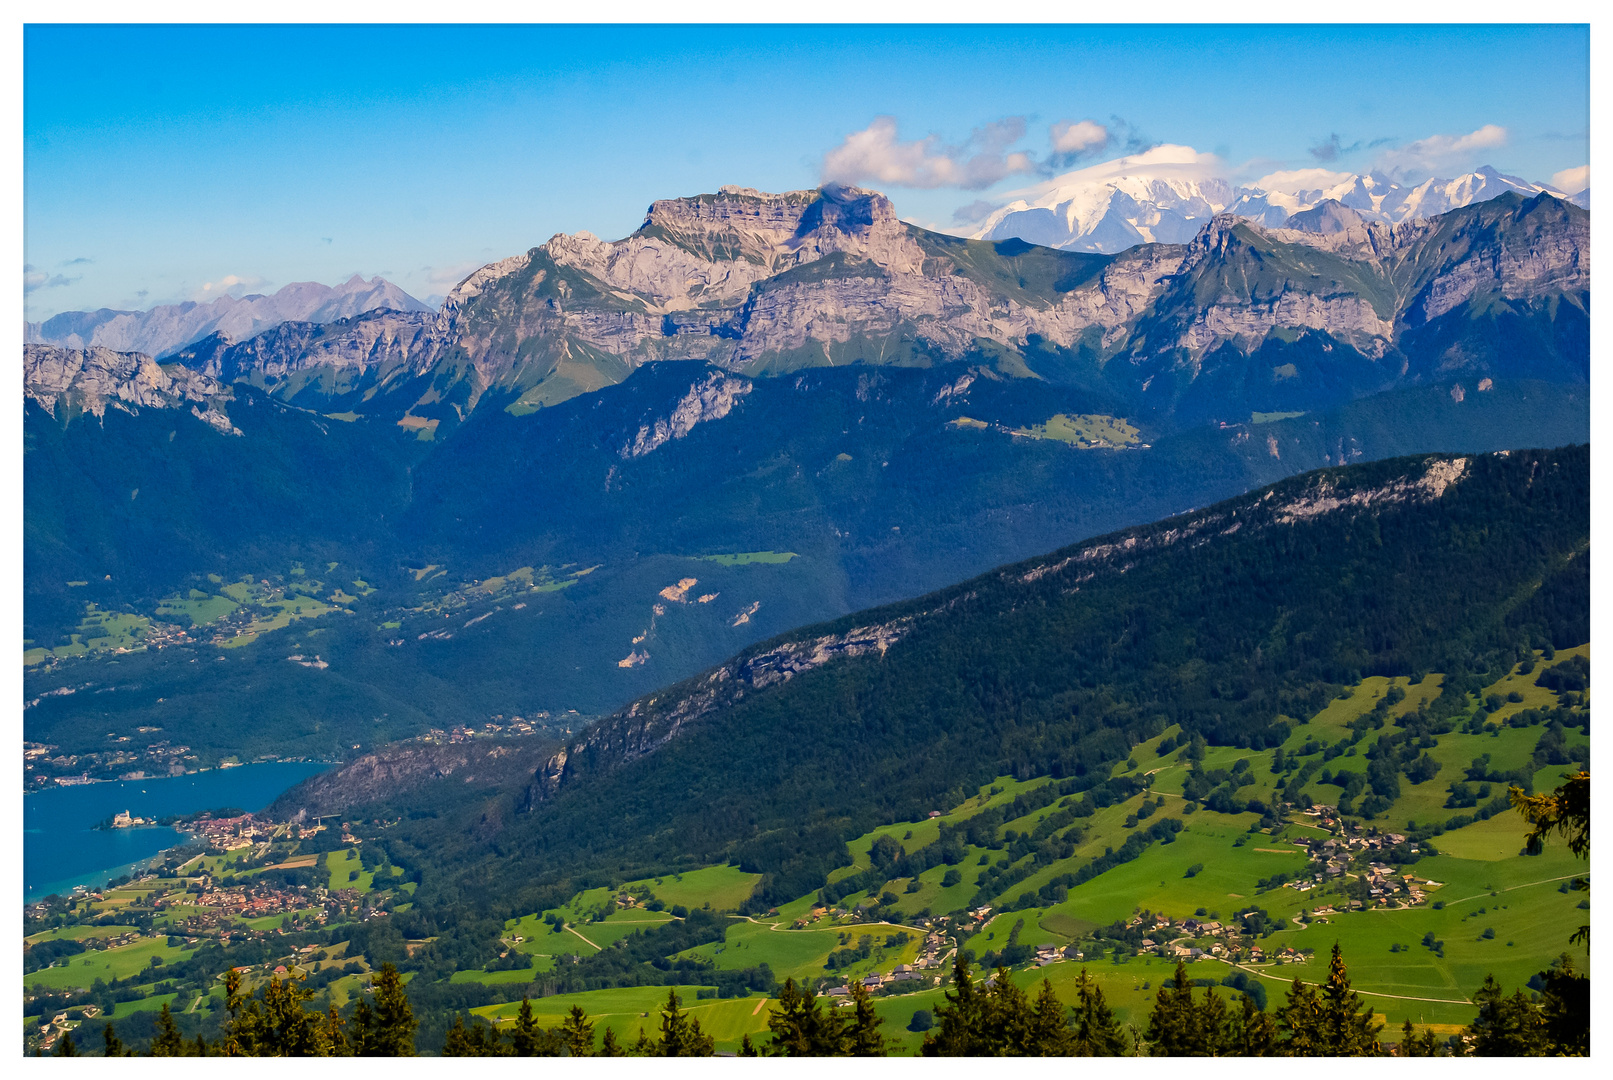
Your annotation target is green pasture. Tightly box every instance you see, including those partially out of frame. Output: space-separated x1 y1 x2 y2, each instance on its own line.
473 985 774 1053
109 993 180 1020
632 865 761 912
325 849 373 893
449 961 554 986
701 551 798 566
24 936 194 992
156 589 239 626
1012 413 1140 448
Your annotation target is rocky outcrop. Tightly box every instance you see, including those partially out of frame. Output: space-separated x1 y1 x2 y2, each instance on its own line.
29 188 1586 427
621 372 752 458
24 344 239 433
269 738 557 820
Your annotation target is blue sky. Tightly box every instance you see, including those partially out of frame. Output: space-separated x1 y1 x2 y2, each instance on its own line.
24 23 1589 320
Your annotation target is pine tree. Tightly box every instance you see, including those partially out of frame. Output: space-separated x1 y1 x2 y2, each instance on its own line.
443 1015 478 1057
921 952 985 1055
1228 992 1276 1056
844 980 889 1056
1467 975 1548 1055
655 988 714 1056
152 1001 186 1056
1316 943 1380 1054
980 967 1033 1053
1147 961 1215 1055
765 978 845 1055
598 1026 624 1057
738 1033 759 1057
364 963 417 1056
1069 968 1128 1056
1276 976 1323 1055
1027 978 1073 1055
1536 954 1589 1056
54 1032 78 1057
560 1005 595 1057
102 1022 127 1058
631 1026 653 1055
1399 1019 1440 1056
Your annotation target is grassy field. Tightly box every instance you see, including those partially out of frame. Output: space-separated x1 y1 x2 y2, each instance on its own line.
24 936 195 992
325 849 373 893
1011 413 1140 448
630 865 762 912
700 551 798 566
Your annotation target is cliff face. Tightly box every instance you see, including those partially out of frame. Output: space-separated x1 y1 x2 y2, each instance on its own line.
24 343 239 434
27 188 1588 433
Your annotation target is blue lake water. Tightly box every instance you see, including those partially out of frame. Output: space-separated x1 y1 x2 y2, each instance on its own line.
23 762 333 902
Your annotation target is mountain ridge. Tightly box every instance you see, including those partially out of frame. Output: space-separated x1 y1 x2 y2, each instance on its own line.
25 274 432 360
23 188 1588 438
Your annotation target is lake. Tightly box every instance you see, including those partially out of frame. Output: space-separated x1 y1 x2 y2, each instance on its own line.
23 761 333 902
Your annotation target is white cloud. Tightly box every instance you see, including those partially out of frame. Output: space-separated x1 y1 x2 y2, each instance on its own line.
1551 165 1588 194
821 116 1037 191
1250 168 1355 196
1049 119 1108 155
194 274 267 300
1374 124 1508 179
24 264 80 292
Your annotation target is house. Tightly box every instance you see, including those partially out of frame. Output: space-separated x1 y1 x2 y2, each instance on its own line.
893 964 913 974
1062 946 1084 961
824 985 850 997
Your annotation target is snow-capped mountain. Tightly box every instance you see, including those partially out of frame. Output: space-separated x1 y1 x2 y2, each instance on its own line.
25 274 432 359
965 150 1581 253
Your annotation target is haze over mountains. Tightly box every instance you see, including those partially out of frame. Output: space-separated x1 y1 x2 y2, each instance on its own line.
24 274 431 360
962 145 1586 253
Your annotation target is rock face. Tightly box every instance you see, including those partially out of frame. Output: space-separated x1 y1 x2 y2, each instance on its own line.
27 274 432 360
24 186 1588 435
23 344 239 434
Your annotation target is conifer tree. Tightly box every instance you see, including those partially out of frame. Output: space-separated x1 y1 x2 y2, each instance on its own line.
1229 992 1276 1056
1069 968 1128 1056
54 1032 78 1057
102 1022 127 1058
921 952 985 1056
1027 978 1074 1055
1316 943 1380 1054
510 997 560 1056
844 980 890 1056
560 1005 595 1056
654 988 714 1056
1148 961 1219 1055
1467 975 1548 1055
152 1001 186 1056
1276 976 1323 1055
765 978 846 1055
1399 1019 1440 1056
598 1026 624 1057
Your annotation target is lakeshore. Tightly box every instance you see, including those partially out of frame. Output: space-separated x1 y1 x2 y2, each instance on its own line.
23 761 332 902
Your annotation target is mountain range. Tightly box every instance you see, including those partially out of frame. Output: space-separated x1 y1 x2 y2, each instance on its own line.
24 274 431 360
27 183 1589 434
961 145 1587 253
21 181 1590 776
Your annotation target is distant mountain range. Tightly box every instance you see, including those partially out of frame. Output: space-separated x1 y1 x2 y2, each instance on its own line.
961 145 1588 253
26 184 1588 434
24 274 431 360
22 181 1589 773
